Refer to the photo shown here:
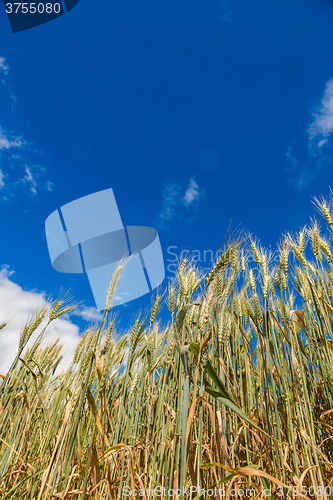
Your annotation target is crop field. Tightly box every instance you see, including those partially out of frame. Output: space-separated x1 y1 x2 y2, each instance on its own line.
1 193 333 499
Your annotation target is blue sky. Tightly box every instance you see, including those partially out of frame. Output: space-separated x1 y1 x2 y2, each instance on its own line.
1 0 333 340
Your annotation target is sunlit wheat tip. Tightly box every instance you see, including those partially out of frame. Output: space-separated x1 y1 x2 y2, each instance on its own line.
150 295 161 326
49 301 62 321
311 224 322 262
292 244 307 266
249 269 256 292
251 240 261 264
105 264 124 311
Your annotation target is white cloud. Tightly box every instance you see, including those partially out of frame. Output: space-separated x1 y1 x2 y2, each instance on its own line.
308 78 333 148
184 178 201 206
0 57 9 81
0 170 5 189
0 126 24 150
23 166 38 194
317 139 328 148
157 182 182 225
0 129 52 200
72 306 103 323
0 56 16 110
0 159 52 200
157 177 203 228
286 78 333 190
0 58 52 199
0 266 82 375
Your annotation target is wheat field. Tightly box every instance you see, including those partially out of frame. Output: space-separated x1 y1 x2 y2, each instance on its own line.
1 193 333 499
